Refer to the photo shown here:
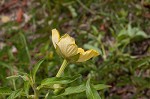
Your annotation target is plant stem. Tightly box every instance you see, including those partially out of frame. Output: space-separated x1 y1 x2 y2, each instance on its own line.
101 43 106 60
33 84 39 99
44 91 49 99
53 59 68 94
12 78 16 90
30 76 39 99
56 59 68 77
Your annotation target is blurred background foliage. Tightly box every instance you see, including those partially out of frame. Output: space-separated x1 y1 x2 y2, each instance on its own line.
0 0 150 98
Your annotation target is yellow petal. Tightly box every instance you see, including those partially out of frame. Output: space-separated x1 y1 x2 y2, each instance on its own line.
66 44 78 57
77 49 99 62
52 29 60 48
57 34 78 58
77 48 84 53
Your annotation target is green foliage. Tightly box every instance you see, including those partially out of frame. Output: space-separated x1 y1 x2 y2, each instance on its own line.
31 59 44 82
117 24 149 46
86 77 101 99
23 81 30 98
0 87 12 95
11 32 31 64
7 89 23 99
0 0 149 98
40 74 80 88
56 84 110 97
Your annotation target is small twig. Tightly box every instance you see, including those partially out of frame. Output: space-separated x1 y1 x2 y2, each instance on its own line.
76 0 96 15
0 0 18 12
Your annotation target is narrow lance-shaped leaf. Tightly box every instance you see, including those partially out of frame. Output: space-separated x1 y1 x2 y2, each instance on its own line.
7 74 29 82
55 84 110 97
24 81 30 98
0 87 12 95
7 89 23 99
86 78 101 99
39 74 81 89
31 59 44 82
19 33 31 63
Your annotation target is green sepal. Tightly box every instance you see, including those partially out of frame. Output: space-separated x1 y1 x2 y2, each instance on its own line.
56 44 65 58
67 53 80 63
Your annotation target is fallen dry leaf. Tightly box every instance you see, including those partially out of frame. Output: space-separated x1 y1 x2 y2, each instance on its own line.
1 15 10 23
16 8 23 23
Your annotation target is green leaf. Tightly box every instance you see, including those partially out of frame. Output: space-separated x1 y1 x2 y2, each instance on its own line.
127 24 133 37
56 84 110 97
6 75 20 80
94 84 111 90
7 74 29 82
136 30 147 38
117 25 149 44
117 29 129 42
12 33 31 64
86 78 101 99
92 25 99 35
19 33 31 63
68 5 77 18
131 30 149 42
31 59 44 82
7 89 23 99
40 74 81 88
0 62 13 70
56 84 85 96
24 81 30 98
132 77 150 88
0 87 12 95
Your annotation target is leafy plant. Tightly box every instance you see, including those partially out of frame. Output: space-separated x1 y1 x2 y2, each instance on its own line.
1 29 108 99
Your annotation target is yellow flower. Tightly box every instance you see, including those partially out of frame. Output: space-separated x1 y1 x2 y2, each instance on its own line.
52 29 99 62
